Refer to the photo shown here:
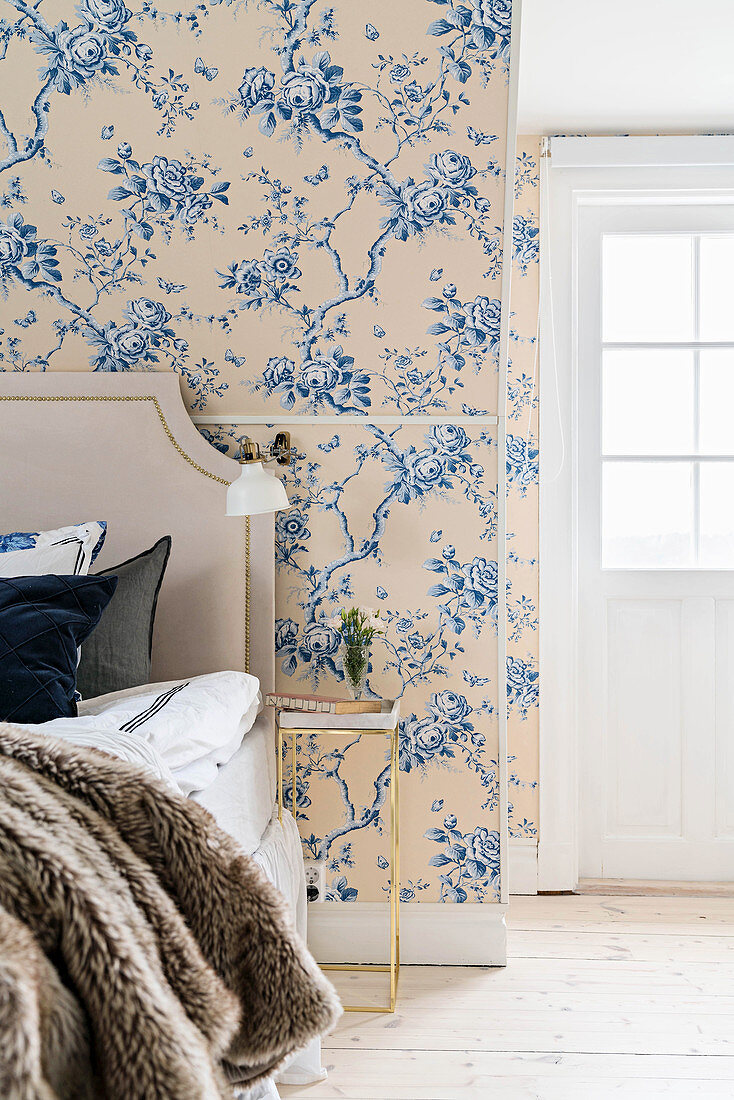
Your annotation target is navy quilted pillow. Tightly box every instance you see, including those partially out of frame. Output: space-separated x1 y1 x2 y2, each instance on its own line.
0 574 117 724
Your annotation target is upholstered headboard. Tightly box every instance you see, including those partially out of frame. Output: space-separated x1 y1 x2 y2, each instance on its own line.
0 372 275 692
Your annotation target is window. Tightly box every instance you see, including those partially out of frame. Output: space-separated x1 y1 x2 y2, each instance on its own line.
601 231 734 569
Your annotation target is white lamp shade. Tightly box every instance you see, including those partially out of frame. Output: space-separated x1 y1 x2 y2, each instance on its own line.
226 461 289 516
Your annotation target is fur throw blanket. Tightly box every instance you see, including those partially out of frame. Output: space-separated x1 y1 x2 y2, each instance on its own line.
0 722 341 1099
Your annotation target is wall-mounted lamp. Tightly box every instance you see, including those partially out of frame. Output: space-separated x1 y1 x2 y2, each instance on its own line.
226 431 291 516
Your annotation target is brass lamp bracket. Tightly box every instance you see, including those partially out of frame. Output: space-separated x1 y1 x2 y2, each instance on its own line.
273 431 291 466
237 430 291 467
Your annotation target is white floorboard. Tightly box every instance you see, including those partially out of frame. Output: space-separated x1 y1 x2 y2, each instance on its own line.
280 893 734 1099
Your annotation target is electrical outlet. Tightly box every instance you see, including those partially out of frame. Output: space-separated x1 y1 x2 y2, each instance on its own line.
304 859 325 903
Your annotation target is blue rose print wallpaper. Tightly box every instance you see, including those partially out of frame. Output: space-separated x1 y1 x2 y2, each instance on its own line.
0 0 539 903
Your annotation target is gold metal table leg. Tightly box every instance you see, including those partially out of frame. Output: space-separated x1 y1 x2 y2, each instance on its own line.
277 719 401 1013
292 723 296 829
277 719 283 824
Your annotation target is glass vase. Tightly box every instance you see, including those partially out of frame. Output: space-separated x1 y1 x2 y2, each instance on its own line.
342 642 370 700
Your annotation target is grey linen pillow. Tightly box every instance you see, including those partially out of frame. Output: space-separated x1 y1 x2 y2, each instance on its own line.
76 536 171 699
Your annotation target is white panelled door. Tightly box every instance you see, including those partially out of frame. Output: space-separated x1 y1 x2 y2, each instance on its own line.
577 203 734 880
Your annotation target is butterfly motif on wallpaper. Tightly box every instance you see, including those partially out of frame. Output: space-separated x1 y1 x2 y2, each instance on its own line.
317 434 340 453
100 125 114 140
463 671 491 687
466 126 498 146
429 268 443 281
304 165 329 186
365 23 379 41
375 586 388 600
50 190 65 204
243 147 254 158
194 57 218 81
225 348 246 368
14 310 36 328
373 324 386 338
156 276 187 294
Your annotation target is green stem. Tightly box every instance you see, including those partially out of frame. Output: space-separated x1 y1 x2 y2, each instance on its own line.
342 644 370 699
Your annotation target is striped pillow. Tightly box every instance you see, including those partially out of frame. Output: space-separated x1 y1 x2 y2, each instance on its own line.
0 521 107 578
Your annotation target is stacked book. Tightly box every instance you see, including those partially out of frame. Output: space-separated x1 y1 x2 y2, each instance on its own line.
265 692 388 715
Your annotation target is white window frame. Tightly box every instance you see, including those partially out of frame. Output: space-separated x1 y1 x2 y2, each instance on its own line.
590 204 734 572
539 136 734 890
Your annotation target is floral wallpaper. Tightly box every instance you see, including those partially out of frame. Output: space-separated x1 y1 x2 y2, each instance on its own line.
0 0 540 903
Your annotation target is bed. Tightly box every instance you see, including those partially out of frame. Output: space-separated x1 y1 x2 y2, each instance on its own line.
0 371 326 1097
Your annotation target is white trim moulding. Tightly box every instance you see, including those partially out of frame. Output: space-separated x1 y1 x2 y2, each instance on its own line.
550 134 734 170
539 147 734 891
192 414 500 425
508 837 539 895
604 342 734 351
494 0 523 908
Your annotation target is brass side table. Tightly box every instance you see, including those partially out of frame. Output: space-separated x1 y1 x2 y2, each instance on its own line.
277 700 400 1013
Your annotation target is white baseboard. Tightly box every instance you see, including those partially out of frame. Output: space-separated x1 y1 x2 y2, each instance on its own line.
306 841 536 967
308 902 507 966
509 837 538 895
537 840 577 892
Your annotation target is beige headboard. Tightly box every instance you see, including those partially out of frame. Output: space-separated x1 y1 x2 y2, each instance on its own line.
0 372 275 692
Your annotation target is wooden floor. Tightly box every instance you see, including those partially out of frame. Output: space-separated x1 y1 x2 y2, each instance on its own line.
577 879 734 898
280 893 734 1099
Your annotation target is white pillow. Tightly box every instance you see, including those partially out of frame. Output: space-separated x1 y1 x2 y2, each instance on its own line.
78 670 262 795
0 521 107 577
174 709 261 795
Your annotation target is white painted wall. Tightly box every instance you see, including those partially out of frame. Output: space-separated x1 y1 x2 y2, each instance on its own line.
519 0 734 135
